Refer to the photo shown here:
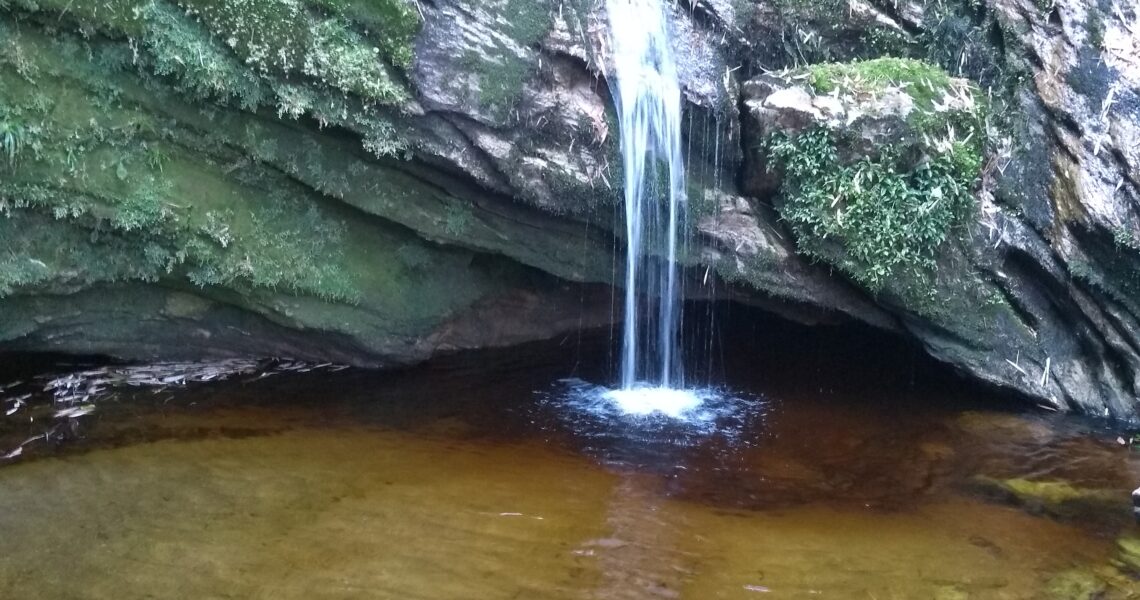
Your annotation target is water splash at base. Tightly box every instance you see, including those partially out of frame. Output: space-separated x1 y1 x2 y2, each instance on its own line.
602 386 704 419
542 379 763 448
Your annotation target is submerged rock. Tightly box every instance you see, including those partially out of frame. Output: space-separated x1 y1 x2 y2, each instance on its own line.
1043 568 1107 600
1047 537 1140 598
1114 536 1140 577
970 476 1132 526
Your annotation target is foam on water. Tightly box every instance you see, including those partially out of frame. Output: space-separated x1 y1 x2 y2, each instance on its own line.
542 379 763 454
602 386 704 419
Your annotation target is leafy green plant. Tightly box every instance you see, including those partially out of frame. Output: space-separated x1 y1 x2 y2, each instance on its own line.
767 127 982 292
112 181 171 232
143 2 269 110
443 203 471 236
0 114 28 166
1113 226 1140 252
145 144 171 173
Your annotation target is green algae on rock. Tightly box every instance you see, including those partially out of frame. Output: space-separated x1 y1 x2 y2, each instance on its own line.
1113 536 1140 577
0 0 616 365
805 58 958 109
970 476 1132 526
1043 568 1108 600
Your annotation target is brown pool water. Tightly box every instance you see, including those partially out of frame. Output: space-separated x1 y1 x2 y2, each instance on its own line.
1 321 1139 599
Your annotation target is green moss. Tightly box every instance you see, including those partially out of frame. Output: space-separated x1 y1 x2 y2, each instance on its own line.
686 184 719 222
396 243 433 272
463 0 553 120
1113 226 1140 251
1115 537 1140 575
503 0 553 45
0 0 145 35
0 26 361 304
111 180 173 232
304 16 408 103
171 0 418 79
443 202 472 236
0 0 627 354
171 0 420 80
972 476 1129 525
5 0 417 113
157 0 409 106
1044 568 1107 600
308 0 419 68
807 58 956 110
176 0 310 73
544 165 621 215
142 2 270 110
0 161 360 303
1069 240 1140 311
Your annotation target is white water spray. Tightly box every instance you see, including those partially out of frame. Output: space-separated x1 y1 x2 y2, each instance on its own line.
606 0 687 391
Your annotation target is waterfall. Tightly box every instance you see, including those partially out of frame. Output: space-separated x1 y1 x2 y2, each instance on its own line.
606 0 687 391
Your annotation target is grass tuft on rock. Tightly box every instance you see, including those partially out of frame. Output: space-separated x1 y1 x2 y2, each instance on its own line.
807 57 956 111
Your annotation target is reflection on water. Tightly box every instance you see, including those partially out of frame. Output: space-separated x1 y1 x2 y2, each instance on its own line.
1 319 1139 599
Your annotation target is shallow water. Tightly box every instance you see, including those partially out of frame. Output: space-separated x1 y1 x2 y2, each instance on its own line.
1 321 1139 599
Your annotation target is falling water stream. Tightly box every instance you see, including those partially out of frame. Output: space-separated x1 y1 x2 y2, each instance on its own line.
606 0 687 393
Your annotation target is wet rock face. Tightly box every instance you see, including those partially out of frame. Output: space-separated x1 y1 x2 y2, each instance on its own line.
731 1 1140 421
0 0 626 367
0 0 1137 419
995 0 1140 418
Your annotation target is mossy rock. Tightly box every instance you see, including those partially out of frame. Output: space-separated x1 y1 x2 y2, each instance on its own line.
0 0 619 365
1044 568 1108 600
750 57 987 297
970 476 1131 526
806 58 956 110
1112 536 1140 577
